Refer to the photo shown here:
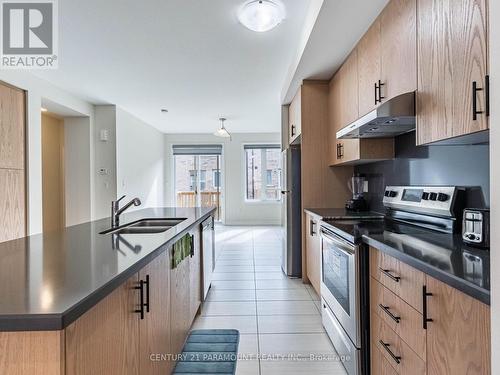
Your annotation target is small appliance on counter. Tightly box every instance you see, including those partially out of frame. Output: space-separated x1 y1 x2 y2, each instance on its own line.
345 174 368 212
462 208 490 248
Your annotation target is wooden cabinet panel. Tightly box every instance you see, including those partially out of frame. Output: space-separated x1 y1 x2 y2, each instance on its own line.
0 169 26 242
305 213 321 294
0 83 25 170
0 331 64 375
139 252 172 375
370 247 425 313
380 0 417 101
371 312 426 375
288 88 301 143
170 255 191 356
426 275 490 375
65 274 140 375
190 226 202 321
371 342 399 375
371 278 426 360
338 51 359 128
417 0 488 145
357 20 381 116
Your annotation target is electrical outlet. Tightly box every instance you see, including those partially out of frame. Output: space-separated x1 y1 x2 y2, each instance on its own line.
98 168 108 175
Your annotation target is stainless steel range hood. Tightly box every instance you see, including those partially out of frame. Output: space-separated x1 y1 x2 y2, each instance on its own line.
336 92 416 139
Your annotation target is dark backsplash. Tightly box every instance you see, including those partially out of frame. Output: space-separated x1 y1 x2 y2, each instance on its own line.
355 132 490 213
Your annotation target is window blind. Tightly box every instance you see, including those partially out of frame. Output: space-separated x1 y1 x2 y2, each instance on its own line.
172 144 223 156
243 144 280 150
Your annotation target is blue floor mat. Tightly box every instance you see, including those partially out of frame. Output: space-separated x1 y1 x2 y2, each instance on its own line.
172 329 240 374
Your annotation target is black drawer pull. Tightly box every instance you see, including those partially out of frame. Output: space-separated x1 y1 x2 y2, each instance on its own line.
144 275 150 313
379 304 401 323
379 340 401 364
379 268 401 282
134 280 145 320
422 285 433 329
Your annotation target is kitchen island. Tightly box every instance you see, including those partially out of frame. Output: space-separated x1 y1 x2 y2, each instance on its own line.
0 206 215 375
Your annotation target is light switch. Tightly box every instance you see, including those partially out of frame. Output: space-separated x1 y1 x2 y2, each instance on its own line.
99 129 109 142
363 180 369 193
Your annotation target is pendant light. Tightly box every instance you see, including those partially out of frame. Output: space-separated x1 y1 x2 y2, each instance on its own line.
214 118 231 140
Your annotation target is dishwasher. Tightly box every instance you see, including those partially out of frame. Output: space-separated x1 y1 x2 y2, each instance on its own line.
201 216 215 300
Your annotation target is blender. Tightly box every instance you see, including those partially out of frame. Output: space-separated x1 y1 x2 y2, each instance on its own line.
346 174 368 212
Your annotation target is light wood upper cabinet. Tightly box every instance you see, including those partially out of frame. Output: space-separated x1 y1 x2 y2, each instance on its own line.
288 88 302 143
417 0 488 145
138 251 173 375
337 51 359 128
380 0 417 102
357 20 381 117
65 274 140 375
0 83 25 170
305 212 321 295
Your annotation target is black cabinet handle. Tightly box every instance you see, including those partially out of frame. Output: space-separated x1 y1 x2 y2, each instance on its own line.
135 280 145 320
472 80 484 120
190 234 195 257
379 304 401 323
485 75 490 117
336 143 341 159
422 285 433 329
339 143 344 158
291 125 296 137
379 340 401 364
377 80 385 103
374 82 378 105
379 268 401 282
144 275 150 313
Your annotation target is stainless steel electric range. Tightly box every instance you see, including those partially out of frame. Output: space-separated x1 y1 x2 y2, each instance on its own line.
319 186 467 375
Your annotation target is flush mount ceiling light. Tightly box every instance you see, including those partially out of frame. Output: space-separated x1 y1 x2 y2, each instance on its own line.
41 107 48 112
214 118 231 140
238 0 285 32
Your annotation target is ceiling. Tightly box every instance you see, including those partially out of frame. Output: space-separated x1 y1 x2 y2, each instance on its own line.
281 0 389 103
32 0 313 134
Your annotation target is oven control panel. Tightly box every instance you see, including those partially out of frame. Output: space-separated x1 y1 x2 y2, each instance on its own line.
383 186 462 218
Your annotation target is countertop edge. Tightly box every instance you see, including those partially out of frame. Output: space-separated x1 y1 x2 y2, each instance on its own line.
362 234 490 306
1 208 216 332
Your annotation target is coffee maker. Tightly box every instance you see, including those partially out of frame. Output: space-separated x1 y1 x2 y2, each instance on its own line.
346 174 368 212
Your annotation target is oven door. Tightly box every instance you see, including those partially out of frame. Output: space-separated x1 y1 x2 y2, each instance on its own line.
320 226 360 347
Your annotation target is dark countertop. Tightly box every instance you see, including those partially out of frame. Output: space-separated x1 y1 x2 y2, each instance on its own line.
306 208 490 305
0 207 215 332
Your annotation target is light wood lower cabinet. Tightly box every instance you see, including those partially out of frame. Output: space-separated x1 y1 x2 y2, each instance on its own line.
305 212 321 294
189 226 202 321
370 247 491 375
426 275 491 375
65 274 140 375
138 251 173 375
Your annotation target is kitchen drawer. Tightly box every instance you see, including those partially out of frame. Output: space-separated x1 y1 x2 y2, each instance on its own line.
371 277 426 361
371 342 399 375
371 312 426 375
370 247 425 313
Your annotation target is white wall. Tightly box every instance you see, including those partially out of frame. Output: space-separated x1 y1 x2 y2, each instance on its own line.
116 108 165 209
64 117 92 226
0 71 95 234
490 0 499 371
164 133 281 226
94 106 117 219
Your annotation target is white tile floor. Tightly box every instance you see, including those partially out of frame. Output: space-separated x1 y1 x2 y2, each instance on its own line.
192 226 348 375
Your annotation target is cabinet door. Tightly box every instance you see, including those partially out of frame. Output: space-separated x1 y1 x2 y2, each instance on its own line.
189 226 202 321
380 0 417 101
139 251 172 375
305 213 321 294
426 276 490 375
0 83 25 170
170 255 191 356
357 20 381 116
65 274 140 375
289 88 301 143
417 0 488 145
0 169 25 242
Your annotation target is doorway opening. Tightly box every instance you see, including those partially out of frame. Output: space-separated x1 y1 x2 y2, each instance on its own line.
173 145 223 221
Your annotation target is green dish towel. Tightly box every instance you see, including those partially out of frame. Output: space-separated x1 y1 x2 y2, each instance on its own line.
172 234 193 269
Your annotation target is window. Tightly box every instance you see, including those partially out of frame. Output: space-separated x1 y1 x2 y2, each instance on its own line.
245 145 281 201
199 170 206 191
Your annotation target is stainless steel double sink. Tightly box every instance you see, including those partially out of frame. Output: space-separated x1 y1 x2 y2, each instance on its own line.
100 218 186 235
